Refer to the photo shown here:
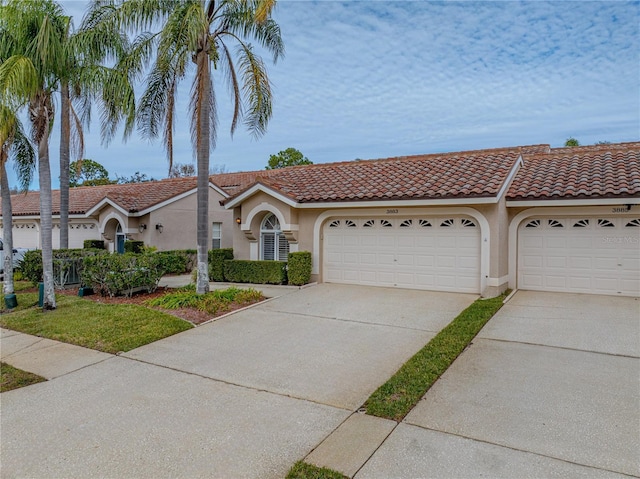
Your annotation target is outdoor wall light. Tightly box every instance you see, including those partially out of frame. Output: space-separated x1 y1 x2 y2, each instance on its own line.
138 224 147 233
155 223 163 233
235 217 242 225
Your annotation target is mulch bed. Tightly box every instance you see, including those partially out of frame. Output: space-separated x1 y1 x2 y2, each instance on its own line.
56 287 261 325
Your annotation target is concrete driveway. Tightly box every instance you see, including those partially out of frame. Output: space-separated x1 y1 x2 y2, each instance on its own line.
357 291 640 478
0 284 475 478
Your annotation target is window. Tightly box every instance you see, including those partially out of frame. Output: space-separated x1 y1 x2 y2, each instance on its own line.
212 222 222 249
261 214 289 261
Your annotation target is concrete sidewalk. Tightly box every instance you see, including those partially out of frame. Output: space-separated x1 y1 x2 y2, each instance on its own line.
1 328 112 379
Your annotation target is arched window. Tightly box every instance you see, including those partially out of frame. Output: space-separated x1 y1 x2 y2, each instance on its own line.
261 214 289 261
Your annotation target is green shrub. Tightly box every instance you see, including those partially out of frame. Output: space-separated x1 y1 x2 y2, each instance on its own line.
154 250 196 275
19 248 106 287
124 240 144 254
81 253 163 297
287 251 312 286
208 248 234 281
83 240 104 249
223 260 287 285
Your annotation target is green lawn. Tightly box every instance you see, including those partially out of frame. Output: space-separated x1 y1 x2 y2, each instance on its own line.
286 461 348 479
1 362 46 392
363 292 509 421
0 293 193 354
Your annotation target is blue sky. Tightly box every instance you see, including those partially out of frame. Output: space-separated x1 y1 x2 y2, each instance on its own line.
6 0 640 189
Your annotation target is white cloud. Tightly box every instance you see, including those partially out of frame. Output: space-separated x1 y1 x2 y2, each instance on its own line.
7 0 639 189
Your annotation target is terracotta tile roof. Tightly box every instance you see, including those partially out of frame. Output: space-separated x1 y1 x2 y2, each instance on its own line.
5 177 198 217
507 142 640 200
225 147 525 204
2 169 279 217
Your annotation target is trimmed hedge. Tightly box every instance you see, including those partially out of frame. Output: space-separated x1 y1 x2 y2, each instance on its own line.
287 251 312 286
20 248 107 287
83 239 104 249
223 260 287 285
208 248 233 281
81 253 164 297
155 250 196 274
124 240 144 254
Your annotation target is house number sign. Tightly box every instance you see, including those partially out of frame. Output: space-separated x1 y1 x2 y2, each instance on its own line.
386 209 399 214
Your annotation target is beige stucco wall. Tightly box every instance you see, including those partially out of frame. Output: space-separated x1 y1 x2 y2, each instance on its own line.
232 196 509 295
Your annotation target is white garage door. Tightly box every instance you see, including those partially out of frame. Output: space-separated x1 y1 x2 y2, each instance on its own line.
323 216 481 293
518 217 640 296
12 222 39 249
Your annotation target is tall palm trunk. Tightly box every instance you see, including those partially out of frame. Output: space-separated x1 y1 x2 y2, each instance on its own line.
59 80 70 249
1 158 15 295
37 106 56 310
195 50 211 294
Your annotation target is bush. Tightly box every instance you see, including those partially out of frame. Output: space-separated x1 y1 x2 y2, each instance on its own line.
287 251 312 286
81 253 164 297
154 250 196 275
223 260 287 285
83 240 104 249
208 248 233 281
19 248 106 287
124 240 144 254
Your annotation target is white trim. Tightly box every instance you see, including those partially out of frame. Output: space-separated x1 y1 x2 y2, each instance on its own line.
312 207 491 294
507 198 640 207
99 211 127 236
508 206 640 290
243 203 291 232
487 275 509 287
86 198 130 218
495 155 523 201
225 184 298 209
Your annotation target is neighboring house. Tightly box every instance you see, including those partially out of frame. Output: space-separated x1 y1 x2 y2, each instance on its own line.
0 171 281 253
223 142 639 297
2 142 638 297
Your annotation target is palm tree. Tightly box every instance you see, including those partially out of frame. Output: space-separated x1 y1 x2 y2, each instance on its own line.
0 0 68 309
85 0 284 293
1 103 36 297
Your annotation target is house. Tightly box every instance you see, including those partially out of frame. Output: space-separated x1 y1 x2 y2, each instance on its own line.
0 170 282 253
2 141 639 297
223 142 639 297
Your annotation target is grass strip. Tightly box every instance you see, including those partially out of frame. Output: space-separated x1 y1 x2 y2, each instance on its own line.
364 292 508 421
286 461 348 479
1 362 46 392
0 294 193 354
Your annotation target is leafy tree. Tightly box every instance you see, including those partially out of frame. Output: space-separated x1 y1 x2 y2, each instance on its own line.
1 102 36 297
0 0 69 309
266 147 312 169
87 0 284 294
564 137 580 147
69 159 114 187
116 171 156 184
169 163 196 178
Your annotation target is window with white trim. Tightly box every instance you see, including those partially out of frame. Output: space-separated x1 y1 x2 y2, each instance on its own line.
261 214 289 261
212 222 222 249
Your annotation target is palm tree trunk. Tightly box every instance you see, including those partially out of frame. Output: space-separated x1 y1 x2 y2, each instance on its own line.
38 120 56 310
1 157 15 295
59 80 70 249
195 50 211 294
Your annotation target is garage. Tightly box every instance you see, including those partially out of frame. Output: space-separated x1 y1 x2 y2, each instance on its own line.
518 216 640 296
323 216 481 293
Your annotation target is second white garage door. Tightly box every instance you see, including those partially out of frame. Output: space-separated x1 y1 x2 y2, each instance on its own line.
323 216 481 293
518 216 640 296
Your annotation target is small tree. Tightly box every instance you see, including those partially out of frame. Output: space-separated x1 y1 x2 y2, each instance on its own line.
564 137 580 147
169 163 196 178
116 171 156 184
70 159 114 186
266 148 312 169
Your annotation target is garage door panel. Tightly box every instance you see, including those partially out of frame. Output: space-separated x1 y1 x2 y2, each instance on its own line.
518 216 640 296
324 216 481 293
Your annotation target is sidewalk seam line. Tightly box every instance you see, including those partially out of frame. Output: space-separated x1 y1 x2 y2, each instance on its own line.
478 337 640 359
